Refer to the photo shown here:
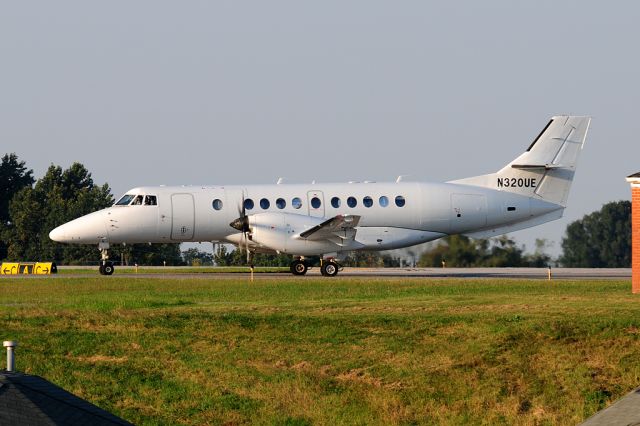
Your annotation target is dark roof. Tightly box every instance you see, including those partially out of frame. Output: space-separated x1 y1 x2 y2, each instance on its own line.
628 172 640 178
0 371 133 425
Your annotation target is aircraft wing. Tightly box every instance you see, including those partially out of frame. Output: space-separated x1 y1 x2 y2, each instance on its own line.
299 214 361 242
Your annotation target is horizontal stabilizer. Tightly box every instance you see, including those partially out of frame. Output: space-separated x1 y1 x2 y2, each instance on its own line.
511 164 564 170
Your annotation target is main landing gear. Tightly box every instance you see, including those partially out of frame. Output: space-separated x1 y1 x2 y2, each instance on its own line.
289 257 341 277
290 259 308 276
320 260 339 277
98 241 114 276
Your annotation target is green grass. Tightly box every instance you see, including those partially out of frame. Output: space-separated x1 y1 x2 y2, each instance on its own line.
1 276 638 425
56 266 290 274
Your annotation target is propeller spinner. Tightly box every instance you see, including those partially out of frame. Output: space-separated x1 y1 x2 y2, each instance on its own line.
229 195 253 264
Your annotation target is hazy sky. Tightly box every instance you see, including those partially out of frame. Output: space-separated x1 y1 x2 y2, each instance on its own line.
2 1 639 256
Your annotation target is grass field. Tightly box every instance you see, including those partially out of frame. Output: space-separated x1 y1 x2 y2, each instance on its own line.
1 276 639 425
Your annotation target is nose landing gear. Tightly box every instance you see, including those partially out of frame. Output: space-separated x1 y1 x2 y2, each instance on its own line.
98 240 114 276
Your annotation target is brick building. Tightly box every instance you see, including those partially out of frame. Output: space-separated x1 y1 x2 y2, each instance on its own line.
627 173 640 293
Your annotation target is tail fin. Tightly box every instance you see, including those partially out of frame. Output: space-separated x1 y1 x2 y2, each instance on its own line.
450 115 591 206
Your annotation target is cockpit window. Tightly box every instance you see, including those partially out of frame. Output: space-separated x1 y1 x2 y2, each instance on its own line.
132 195 144 205
144 195 157 206
115 194 135 206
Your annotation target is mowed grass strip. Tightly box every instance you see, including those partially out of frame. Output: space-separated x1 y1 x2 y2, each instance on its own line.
0 277 638 425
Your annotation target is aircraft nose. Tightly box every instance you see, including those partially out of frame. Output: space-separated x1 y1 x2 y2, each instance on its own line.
49 210 108 244
49 225 67 242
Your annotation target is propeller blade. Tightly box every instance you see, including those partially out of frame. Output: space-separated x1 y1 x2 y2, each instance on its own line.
231 190 253 266
230 192 250 232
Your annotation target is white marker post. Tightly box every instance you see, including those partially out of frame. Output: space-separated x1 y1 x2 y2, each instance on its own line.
3 341 18 372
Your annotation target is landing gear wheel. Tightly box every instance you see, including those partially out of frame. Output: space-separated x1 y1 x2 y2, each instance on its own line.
102 261 114 276
321 261 339 277
290 260 308 276
99 264 105 275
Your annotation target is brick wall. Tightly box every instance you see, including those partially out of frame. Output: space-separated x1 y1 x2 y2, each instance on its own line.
633 186 640 293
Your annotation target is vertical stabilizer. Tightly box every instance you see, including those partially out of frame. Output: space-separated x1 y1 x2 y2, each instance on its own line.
450 115 591 207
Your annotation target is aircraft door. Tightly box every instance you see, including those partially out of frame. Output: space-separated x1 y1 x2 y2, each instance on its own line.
307 190 325 218
171 193 195 240
450 193 487 232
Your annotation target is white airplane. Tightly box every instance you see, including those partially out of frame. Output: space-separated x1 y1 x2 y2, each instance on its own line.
49 115 591 276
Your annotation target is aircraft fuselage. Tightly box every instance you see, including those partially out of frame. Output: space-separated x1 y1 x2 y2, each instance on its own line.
50 181 560 254
48 115 591 276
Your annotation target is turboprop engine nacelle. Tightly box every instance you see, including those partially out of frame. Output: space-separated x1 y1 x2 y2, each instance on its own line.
247 212 353 256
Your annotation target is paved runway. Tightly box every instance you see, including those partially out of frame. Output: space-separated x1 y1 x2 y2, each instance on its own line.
6 266 630 280
337 267 631 279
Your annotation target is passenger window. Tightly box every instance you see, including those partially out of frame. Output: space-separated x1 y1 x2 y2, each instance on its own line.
244 198 254 210
144 195 157 206
331 197 341 208
311 197 321 209
395 195 406 207
276 198 286 209
260 198 270 209
379 196 389 207
363 196 373 208
292 197 302 209
115 194 135 206
132 195 143 206
212 199 223 210
347 196 357 208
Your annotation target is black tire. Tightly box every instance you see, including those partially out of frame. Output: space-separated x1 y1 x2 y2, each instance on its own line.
321 261 339 277
290 260 307 276
99 264 105 275
103 262 115 276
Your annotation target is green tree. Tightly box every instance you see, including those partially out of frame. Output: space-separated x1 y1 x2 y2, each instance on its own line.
560 201 631 267
213 245 235 266
0 153 35 259
342 251 401 267
524 239 553 267
418 235 484 267
418 234 535 267
182 247 214 266
483 235 526 267
5 163 113 263
113 244 184 266
5 161 184 266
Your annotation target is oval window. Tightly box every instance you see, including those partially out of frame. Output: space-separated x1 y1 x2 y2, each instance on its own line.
311 197 321 209
379 196 389 207
276 198 286 209
331 197 341 208
395 195 406 207
347 196 357 208
363 196 373 208
292 197 302 209
244 198 254 210
260 198 270 209
212 199 223 210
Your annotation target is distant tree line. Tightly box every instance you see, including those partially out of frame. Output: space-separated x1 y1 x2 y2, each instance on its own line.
0 153 633 267
417 235 552 268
